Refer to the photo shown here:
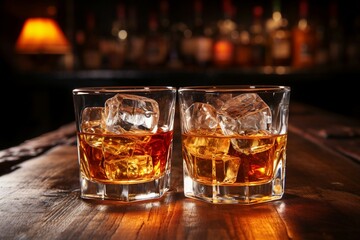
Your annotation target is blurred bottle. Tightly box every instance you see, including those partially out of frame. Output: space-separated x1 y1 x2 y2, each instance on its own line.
158 0 170 34
327 1 345 67
143 12 168 67
234 28 252 67
192 0 213 68
314 18 329 66
126 4 145 67
266 0 292 67
158 0 182 69
105 3 128 69
77 11 101 69
292 0 316 68
159 0 171 60
179 22 196 67
213 0 236 68
249 5 267 67
167 23 184 69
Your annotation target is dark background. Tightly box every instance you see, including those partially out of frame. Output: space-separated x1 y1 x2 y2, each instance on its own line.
0 0 359 150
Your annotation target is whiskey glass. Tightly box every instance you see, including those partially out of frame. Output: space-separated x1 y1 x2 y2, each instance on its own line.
73 86 176 202
178 85 291 204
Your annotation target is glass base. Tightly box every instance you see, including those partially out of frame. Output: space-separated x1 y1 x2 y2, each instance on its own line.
80 171 170 202
183 165 285 204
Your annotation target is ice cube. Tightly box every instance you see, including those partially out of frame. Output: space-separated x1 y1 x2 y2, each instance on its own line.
231 130 275 154
205 93 233 110
81 107 105 134
104 155 154 180
80 107 106 149
183 102 219 133
183 135 231 157
101 135 139 156
191 155 240 184
104 94 159 134
218 93 272 135
222 155 241 184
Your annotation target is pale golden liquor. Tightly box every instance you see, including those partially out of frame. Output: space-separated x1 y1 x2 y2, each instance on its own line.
182 129 287 186
78 130 173 184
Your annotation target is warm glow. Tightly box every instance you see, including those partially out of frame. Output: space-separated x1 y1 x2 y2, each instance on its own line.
272 11 282 21
15 18 71 54
214 40 233 61
118 30 128 40
298 19 308 30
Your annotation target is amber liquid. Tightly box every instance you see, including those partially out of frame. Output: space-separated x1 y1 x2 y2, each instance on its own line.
78 130 173 184
182 129 287 186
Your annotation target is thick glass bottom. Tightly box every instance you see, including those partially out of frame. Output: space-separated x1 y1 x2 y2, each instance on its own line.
80 171 170 202
183 164 285 204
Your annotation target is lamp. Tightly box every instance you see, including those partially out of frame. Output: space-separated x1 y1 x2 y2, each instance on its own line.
15 18 71 54
15 17 73 71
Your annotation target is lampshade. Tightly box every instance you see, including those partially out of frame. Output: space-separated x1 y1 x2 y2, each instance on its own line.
15 18 71 54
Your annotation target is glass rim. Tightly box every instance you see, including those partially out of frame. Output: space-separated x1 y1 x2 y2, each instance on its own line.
178 85 290 93
73 86 176 94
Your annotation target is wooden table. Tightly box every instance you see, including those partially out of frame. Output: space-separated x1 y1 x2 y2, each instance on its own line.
1 102 359 240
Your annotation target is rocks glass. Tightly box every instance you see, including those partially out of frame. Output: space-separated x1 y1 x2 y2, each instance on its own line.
178 85 291 204
72 86 177 202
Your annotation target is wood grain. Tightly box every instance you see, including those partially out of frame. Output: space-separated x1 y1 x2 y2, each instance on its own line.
0 102 359 240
